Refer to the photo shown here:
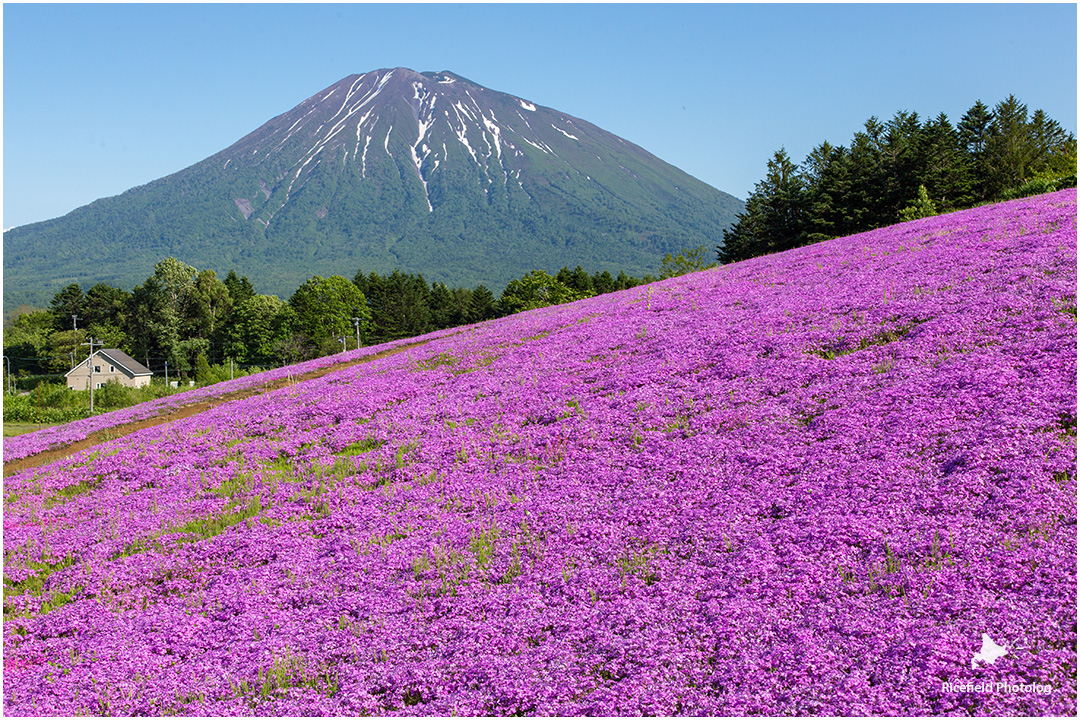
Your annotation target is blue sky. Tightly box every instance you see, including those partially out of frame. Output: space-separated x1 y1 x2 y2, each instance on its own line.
3 3 1076 229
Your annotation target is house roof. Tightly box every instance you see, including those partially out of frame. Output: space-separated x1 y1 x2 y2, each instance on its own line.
64 349 153 378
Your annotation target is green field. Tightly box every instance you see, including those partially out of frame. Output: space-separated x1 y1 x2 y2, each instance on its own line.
3 422 56 437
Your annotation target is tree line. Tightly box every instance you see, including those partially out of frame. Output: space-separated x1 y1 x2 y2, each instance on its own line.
5 256 707 381
719 94 1077 264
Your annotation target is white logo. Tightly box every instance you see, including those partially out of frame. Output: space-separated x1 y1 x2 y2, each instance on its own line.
971 633 1009 669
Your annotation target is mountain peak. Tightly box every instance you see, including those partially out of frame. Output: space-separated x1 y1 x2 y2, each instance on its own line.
3 68 743 308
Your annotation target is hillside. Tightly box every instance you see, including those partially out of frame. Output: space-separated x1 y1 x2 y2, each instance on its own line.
2 68 743 308
3 191 1075 715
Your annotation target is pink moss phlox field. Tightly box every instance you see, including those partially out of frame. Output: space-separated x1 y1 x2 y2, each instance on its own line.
4 191 1075 716
3 330 461 462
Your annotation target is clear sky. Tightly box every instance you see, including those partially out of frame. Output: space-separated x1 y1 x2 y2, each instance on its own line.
3 3 1077 229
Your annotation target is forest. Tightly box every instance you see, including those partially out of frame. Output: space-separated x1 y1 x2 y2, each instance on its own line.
719 95 1076 263
3 250 712 400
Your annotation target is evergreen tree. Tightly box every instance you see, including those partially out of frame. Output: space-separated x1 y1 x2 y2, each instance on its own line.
44 329 87 372
49 283 85 332
447 286 473 327
468 285 497 322
556 266 594 295
845 118 890 231
615 271 637 291
919 112 973 211
802 142 854 242
987 94 1036 195
365 270 431 341
194 352 214 385
957 100 995 202
881 110 927 219
224 270 256 305
718 148 808 264
83 283 130 329
1028 109 1076 177
428 282 455 330
591 271 617 295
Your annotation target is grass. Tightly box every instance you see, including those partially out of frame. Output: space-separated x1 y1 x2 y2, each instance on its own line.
4 422 59 437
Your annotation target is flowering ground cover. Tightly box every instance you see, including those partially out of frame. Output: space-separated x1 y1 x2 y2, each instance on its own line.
3 330 459 464
3 190 1076 715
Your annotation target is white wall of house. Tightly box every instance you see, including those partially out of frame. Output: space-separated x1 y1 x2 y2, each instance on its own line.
65 362 151 390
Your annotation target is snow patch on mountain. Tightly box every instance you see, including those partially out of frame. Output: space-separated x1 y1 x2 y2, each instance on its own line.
552 125 579 141
518 99 536 111
482 113 503 160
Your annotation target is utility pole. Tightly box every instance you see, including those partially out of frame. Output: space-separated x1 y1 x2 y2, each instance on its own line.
2 355 12 395
351 317 363 349
71 315 81 369
81 337 103 414
165 361 169 389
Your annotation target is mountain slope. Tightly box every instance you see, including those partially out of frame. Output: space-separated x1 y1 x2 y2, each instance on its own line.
3 68 743 307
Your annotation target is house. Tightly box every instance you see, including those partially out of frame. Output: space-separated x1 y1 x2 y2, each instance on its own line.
65 349 153 390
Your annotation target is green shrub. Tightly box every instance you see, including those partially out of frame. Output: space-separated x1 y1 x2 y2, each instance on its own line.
1001 172 1077 200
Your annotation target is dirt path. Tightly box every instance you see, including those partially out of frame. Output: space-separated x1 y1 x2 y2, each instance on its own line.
3 339 434 477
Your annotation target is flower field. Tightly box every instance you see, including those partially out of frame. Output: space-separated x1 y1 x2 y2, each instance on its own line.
3 190 1076 715
3 331 460 463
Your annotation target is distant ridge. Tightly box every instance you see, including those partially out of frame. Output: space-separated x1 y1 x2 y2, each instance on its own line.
3 68 743 307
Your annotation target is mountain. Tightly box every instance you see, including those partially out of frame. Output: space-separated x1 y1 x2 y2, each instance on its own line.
3 68 743 307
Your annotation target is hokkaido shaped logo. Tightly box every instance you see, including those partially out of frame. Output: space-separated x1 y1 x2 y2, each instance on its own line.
939 635 1053 697
971 633 1009 669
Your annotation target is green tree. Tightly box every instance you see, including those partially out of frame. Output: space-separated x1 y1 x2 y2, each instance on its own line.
1028 109 1076 178
660 245 717 278
126 257 198 368
498 270 590 314
718 148 808 264
958 100 995 202
591 271 617 295
49 283 85 332
615 271 639 291
83 283 131 329
919 112 973 211
899 185 937 222
3 310 54 373
987 94 1036 195
556 266 594 295
224 270 256 306
880 111 927 218
845 117 890 231
289 275 371 347
44 329 88 372
269 305 310 365
801 142 854 242
468 284 497 322
362 270 430 341
194 352 214 385
189 269 232 356
223 294 288 364
428 282 455 330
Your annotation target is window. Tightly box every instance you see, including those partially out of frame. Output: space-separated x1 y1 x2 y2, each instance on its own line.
94 365 101 373
109 365 115 373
